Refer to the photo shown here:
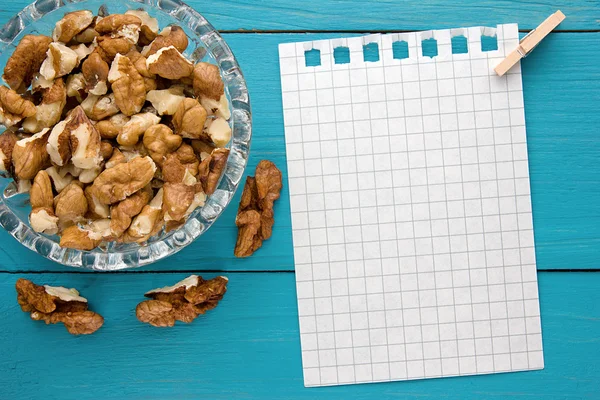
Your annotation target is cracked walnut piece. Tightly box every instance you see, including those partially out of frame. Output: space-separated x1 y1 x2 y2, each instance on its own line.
54 181 88 229
12 129 51 180
123 187 164 242
162 144 199 183
125 10 158 45
16 278 103 335
3 35 53 93
143 124 182 166
117 111 160 146
172 97 207 139
94 14 142 44
47 105 102 170
40 43 79 81
108 53 146 116
81 92 120 121
136 275 228 327
0 86 37 127
0 130 18 171
110 185 153 237
234 160 283 258
198 148 229 196
192 62 224 101
29 170 59 234
82 52 109 96
53 10 94 43
146 46 194 80
91 156 156 204
142 26 188 57
22 78 67 134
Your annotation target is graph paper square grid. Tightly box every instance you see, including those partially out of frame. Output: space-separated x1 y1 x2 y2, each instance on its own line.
279 24 544 387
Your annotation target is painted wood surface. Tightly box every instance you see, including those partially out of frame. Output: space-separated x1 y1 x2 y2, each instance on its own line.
1 0 599 398
0 272 599 399
1 32 598 272
1 0 599 31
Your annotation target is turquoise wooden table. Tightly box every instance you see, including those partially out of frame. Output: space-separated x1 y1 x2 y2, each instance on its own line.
1 1 599 399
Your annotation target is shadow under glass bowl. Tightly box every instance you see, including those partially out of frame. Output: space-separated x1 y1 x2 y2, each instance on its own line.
0 0 251 270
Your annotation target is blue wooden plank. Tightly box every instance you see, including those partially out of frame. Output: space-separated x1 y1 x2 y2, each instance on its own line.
0 272 598 398
0 0 598 31
0 32 598 272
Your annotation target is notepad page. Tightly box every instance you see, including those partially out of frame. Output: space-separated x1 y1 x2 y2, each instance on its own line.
278 24 544 387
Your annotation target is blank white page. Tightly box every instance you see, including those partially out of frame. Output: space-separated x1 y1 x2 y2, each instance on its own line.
278 24 544 387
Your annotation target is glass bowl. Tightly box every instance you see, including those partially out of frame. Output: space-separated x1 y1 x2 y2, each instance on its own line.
0 0 251 270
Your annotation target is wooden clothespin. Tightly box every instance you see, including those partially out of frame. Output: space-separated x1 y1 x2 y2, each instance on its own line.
494 10 566 76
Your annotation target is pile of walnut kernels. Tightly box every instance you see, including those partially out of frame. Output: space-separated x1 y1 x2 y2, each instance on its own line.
0 9 234 250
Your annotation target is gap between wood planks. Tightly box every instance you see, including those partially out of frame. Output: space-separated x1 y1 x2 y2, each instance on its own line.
218 29 599 34
0 269 598 274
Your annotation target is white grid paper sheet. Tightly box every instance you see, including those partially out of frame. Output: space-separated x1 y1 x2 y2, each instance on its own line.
278 24 544 387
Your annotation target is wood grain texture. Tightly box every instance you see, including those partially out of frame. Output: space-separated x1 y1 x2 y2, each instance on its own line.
0 32 598 272
1 0 599 31
0 272 598 399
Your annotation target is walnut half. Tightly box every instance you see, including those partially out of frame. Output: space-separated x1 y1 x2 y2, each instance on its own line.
136 275 228 327
234 160 283 258
16 278 104 335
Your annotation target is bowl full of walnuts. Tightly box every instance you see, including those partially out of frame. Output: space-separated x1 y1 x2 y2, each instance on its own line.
0 0 251 269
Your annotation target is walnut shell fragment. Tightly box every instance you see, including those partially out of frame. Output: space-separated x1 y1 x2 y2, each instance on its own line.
136 275 228 327
234 160 282 258
15 278 103 335
3 35 53 93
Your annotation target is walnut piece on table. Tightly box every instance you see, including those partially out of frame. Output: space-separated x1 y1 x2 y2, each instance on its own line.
15 278 103 335
136 275 228 327
234 160 283 258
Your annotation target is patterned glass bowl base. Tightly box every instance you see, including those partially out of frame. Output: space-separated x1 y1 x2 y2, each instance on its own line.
0 0 251 270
